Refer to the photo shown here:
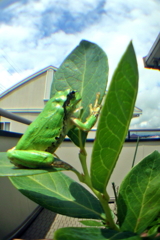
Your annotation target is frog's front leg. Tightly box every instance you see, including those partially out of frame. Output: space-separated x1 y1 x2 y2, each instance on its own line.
7 148 54 169
71 93 101 131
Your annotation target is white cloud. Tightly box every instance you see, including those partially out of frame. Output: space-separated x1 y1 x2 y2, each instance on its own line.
0 0 160 129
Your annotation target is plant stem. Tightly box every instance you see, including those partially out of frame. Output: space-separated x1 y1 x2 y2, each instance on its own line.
96 191 119 231
78 147 119 232
79 148 89 176
112 182 118 204
131 136 139 168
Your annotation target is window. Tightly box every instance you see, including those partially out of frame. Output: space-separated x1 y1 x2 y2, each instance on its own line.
0 122 10 131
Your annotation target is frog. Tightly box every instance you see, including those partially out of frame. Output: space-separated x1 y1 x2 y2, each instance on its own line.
7 89 100 169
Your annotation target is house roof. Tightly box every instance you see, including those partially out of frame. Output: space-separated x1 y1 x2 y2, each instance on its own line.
133 106 142 117
143 32 160 70
0 65 57 98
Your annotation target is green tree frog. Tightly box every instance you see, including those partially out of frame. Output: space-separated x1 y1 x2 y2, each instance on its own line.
7 89 100 169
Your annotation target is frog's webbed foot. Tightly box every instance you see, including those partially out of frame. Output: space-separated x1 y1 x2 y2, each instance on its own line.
70 92 101 132
89 92 101 117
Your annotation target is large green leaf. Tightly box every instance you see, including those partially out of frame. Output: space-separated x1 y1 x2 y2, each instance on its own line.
9 171 105 219
117 151 160 234
50 40 108 147
0 152 77 177
54 227 140 240
90 42 138 193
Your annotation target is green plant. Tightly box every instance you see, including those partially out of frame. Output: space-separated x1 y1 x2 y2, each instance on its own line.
1 40 160 240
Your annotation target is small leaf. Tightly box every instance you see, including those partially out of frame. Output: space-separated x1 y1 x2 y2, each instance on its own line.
91 41 138 193
54 227 140 240
9 171 105 219
149 215 160 227
0 152 77 177
50 40 108 147
117 151 160 234
80 220 104 227
148 225 160 237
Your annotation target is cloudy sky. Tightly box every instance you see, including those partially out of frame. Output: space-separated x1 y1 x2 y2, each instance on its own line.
0 0 160 129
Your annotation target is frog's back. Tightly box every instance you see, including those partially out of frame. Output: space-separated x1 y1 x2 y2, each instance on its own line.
16 90 69 152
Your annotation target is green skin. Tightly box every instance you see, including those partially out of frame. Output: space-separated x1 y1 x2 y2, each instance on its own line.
7 89 100 169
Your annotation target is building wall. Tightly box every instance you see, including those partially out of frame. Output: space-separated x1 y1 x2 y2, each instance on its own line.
1 72 45 109
0 68 55 133
1 114 37 133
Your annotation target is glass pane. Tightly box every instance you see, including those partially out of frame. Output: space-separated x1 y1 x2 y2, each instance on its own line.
0 123 3 130
4 122 10 131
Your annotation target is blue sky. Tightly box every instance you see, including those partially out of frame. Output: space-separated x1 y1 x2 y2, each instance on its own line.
0 0 160 128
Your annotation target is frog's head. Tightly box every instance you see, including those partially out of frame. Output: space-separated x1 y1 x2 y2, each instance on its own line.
64 90 81 113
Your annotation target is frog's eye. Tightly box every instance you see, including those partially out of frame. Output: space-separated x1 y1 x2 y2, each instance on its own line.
63 91 77 107
69 91 76 98
67 91 77 101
